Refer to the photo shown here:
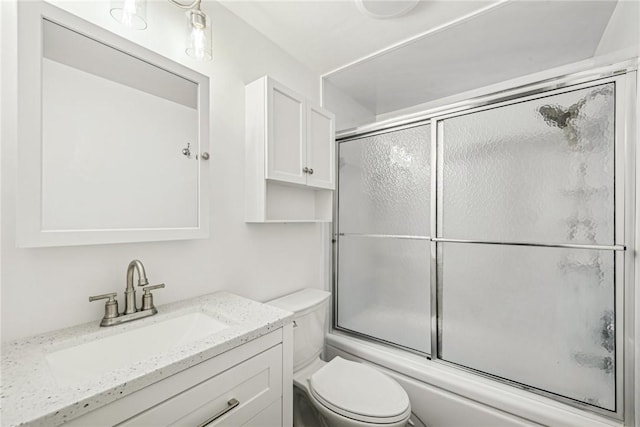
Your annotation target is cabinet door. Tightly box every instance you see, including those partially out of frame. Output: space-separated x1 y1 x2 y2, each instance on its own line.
266 80 306 185
242 399 282 426
306 104 335 190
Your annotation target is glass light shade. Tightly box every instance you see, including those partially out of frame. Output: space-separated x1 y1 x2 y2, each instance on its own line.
110 0 147 30
186 9 212 61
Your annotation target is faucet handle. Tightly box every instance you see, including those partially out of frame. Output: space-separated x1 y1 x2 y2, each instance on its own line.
142 284 165 292
89 292 119 321
141 284 165 311
89 292 117 302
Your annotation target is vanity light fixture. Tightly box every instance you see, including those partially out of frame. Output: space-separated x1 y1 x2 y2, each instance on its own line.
110 0 213 61
110 0 148 30
170 0 213 61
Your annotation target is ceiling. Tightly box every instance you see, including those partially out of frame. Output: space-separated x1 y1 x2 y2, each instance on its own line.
217 0 498 74
219 0 619 127
326 0 617 117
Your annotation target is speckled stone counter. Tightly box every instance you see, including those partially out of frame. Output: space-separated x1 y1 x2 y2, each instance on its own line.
1 292 293 426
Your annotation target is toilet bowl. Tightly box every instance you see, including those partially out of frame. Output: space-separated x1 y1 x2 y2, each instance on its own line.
295 357 411 427
269 289 411 427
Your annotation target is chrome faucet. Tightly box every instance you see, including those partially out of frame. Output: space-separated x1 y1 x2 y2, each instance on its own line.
89 259 165 327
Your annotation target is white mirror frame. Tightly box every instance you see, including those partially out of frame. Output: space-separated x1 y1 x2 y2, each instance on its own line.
17 1 210 247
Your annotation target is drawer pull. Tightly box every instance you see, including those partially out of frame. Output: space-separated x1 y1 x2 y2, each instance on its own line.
198 398 240 427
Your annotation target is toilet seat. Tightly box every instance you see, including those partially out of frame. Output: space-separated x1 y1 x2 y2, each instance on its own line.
309 357 411 424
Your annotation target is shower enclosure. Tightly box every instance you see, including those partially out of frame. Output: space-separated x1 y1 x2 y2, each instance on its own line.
333 73 635 420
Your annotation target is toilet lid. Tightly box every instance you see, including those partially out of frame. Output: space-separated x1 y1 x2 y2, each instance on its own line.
309 357 410 423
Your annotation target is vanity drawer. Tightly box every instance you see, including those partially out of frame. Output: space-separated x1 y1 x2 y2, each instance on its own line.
119 344 283 426
243 398 282 426
65 330 285 427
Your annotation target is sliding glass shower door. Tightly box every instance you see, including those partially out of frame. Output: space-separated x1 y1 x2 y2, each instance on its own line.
436 83 618 411
335 76 629 416
336 124 432 353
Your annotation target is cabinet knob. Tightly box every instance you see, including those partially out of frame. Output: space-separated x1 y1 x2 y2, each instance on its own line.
302 167 309 174
308 168 314 175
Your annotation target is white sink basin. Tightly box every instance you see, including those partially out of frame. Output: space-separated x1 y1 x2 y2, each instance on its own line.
46 311 229 384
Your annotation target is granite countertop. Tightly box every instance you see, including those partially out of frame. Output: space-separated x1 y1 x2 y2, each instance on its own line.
1 292 293 427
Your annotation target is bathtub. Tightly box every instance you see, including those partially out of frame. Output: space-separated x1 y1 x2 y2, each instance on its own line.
325 332 623 427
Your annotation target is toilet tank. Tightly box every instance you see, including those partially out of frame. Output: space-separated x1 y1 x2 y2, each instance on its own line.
268 288 331 371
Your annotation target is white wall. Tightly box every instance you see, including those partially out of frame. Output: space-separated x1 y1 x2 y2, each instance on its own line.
322 80 375 132
1 0 325 341
594 0 640 58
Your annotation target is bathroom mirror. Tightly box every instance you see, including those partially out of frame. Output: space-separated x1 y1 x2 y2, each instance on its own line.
17 2 210 247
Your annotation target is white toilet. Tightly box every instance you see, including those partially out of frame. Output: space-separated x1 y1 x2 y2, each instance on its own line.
269 289 412 427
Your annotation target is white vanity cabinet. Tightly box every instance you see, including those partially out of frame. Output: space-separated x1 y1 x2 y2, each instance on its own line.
246 76 335 223
65 329 292 427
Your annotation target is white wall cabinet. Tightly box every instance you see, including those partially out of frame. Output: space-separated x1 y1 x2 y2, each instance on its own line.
246 76 335 223
263 77 335 190
265 82 306 186
65 328 292 427
305 104 335 189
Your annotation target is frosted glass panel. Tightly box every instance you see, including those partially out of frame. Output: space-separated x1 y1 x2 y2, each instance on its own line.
439 242 615 410
440 83 614 245
337 236 430 353
339 124 430 235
